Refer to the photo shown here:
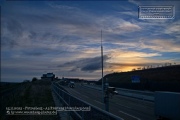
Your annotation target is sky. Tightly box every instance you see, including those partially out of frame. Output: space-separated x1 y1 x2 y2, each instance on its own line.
1 0 180 82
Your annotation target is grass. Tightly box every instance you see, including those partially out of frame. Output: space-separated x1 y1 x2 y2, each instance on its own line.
2 80 59 120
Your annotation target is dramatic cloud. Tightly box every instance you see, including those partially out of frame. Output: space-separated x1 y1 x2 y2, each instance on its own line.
99 16 141 35
139 39 180 53
164 20 180 37
1 18 23 48
1 1 180 82
58 55 110 72
128 0 141 5
111 51 161 58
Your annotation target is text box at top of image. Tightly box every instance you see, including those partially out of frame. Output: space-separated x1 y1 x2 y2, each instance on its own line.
138 6 175 19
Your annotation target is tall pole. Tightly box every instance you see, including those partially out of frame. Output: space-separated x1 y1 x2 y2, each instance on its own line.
101 30 104 104
101 30 109 112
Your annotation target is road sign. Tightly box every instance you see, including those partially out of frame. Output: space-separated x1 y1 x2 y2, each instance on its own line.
131 76 140 83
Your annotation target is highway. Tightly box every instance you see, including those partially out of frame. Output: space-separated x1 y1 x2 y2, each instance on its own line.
58 83 156 120
81 84 154 102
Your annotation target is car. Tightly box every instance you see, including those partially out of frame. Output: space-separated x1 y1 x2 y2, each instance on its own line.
108 87 118 95
69 82 75 88
113 90 118 95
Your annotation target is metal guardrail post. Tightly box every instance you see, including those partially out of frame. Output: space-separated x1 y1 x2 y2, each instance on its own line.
68 95 71 120
81 102 84 120
62 90 64 100
68 95 71 105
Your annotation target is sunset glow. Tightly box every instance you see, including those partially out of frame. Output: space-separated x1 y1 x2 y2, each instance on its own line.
1 0 180 82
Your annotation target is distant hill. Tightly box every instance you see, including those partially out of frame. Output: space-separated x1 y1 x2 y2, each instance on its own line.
97 65 180 92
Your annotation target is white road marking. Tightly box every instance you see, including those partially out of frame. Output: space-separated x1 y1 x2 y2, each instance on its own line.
82 94 89 98
114 102 132 109
69 88 89 98
119 111 141 120
94 100 103 104
118 117 124 120
69 89 81 94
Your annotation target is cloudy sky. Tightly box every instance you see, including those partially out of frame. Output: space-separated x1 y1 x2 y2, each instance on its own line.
1 0 180 82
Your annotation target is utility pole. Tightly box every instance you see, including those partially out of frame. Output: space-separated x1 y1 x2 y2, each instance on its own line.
101 30 104 104
101 30 109 112
105 78 109 111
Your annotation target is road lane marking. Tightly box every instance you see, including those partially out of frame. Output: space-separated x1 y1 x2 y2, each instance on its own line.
69 88 89 98
69 89 81 94
113 102 132 109
94 100 103 104
82 94 89 98
119 111 141 120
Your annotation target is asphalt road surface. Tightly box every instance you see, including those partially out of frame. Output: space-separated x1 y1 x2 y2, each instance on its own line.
59 83 156 120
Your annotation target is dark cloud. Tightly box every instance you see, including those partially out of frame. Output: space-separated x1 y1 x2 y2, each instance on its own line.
81 62 101 72
4 18 23 37
20 10 97 30
23 52 44 56
80 56 109 72
1 37 18 48
58 55 110 72
22 47 60 56
1 18 24 48
28 31 37 39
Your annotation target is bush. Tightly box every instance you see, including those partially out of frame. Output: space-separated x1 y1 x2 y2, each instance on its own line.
32 77 38 82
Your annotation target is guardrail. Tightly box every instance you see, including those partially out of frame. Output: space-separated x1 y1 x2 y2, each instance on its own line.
117 89 154 102
51 82 122 120
116 88 154 96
